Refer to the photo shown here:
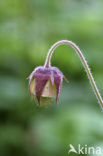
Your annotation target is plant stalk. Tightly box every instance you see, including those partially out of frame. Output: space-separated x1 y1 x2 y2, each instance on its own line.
44 40 103 111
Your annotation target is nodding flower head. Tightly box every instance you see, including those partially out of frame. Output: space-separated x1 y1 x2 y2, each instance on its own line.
28 40 103 110
28 66 68 106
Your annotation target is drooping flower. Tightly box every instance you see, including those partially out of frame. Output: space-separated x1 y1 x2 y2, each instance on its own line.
28 40 103 110
28 66 68 105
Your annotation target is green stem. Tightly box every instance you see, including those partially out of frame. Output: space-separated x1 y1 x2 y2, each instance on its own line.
44 40 103 111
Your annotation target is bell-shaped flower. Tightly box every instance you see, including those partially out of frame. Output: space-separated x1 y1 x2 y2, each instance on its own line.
28 66 68 105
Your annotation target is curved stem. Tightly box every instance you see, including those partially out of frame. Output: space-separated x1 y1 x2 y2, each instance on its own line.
44 40 103 111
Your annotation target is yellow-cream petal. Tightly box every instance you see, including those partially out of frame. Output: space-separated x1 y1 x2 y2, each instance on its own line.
42 79 56 97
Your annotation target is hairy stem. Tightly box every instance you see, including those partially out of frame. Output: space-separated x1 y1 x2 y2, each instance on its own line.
44 40 103 111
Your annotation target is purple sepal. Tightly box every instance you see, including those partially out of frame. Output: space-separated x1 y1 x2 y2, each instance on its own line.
35 73 49 105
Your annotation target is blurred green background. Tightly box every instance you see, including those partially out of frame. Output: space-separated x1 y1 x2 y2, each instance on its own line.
0 0 103 156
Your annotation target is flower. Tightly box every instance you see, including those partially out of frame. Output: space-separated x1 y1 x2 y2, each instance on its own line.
28 66 68 105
